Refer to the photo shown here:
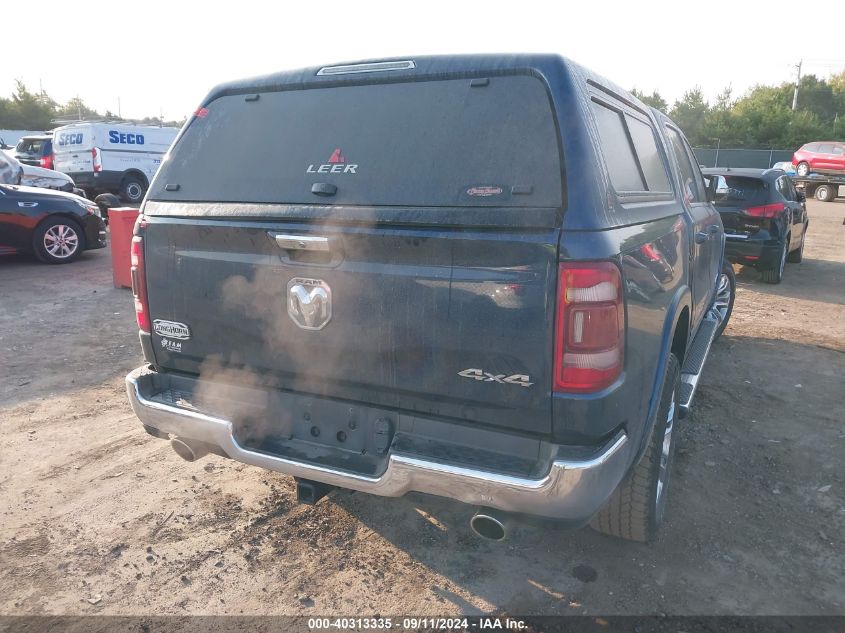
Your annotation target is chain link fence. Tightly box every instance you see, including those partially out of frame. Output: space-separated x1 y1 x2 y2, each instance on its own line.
693 148 794 169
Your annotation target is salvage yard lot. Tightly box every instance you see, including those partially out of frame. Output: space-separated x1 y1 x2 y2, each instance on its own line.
0 200 843 616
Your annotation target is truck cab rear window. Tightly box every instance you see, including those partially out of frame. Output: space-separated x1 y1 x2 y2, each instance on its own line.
151 76 563 208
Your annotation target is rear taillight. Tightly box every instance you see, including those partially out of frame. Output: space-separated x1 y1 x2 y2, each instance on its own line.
40 154 53 169
742 202 784 218
553 262 624 393
130 233 150 333
92 147 102 173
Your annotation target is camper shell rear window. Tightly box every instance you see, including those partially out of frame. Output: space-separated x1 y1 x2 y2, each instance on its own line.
150 75 563 208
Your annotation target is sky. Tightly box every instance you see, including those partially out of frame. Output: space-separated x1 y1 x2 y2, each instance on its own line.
5 0 845 121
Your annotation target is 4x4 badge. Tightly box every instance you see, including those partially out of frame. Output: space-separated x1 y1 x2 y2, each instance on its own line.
458 368 533 387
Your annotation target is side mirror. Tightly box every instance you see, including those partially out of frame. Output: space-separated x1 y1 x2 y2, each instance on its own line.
796 191 806 203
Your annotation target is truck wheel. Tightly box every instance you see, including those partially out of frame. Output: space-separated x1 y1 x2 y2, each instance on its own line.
760 238 788 284
814 185 833 202
713 263 735 339
590 353 680 542
796 162 810 177
33 217 85 264
120 175 146 204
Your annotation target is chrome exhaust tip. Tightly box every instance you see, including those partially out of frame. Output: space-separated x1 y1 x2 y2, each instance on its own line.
170 437 209 462
470 508 509 542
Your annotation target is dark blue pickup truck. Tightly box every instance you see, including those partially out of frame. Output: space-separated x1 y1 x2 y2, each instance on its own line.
125 55 735 542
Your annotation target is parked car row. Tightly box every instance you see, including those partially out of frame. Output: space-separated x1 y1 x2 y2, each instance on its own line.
2 143 83 195
0 144 107 262
12 123 179 203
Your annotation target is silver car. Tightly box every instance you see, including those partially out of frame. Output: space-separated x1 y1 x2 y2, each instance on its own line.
0 147 24 185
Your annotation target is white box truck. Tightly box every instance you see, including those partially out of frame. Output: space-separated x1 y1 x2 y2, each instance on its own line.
53 122 179 203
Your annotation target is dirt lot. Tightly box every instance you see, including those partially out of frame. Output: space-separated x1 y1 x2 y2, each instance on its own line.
1 200 843 616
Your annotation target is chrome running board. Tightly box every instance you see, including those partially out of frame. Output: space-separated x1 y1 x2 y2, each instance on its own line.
679 309 722 417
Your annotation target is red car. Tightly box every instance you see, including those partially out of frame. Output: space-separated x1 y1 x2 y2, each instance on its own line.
792 141 845 176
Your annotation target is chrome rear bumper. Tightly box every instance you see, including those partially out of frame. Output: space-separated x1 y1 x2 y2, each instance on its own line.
126 366 632 521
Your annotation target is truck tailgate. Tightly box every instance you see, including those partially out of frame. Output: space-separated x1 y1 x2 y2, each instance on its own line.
143 213 558 435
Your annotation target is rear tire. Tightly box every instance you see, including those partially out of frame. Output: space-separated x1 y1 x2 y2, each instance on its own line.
120 175 146 204
796 162 810 177
33 217 85 264
760 238 788 284
590 354 680 542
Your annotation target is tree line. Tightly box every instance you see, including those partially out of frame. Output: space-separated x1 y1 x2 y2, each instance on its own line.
632 71 845 150
0 80 184 130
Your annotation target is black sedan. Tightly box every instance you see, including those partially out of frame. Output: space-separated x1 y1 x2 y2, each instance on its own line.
0 184 107 264
702 168 808 284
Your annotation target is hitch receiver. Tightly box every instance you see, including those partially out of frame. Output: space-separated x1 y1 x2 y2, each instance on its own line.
296 478 335 505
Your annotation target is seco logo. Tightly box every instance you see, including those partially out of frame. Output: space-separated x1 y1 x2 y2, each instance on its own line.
57 133 84 146
108 130 145 145
306 148 358 174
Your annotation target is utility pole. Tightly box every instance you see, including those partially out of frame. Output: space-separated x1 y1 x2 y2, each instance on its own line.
118 97 121 119
791 60 802 111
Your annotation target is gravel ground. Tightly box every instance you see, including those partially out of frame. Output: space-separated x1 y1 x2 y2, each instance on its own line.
0 199 843 616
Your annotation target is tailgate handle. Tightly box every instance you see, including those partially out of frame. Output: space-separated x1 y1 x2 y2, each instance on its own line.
274 234 330 252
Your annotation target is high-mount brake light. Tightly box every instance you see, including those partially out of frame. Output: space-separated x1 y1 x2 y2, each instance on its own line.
316 60 416 76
